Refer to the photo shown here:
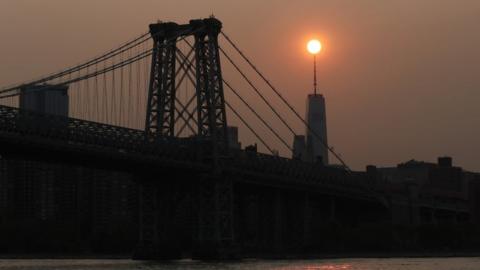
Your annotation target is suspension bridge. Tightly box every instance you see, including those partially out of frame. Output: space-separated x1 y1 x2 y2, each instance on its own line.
0 18 466 259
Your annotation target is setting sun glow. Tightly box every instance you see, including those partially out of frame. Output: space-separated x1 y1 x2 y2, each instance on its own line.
307 39 322 54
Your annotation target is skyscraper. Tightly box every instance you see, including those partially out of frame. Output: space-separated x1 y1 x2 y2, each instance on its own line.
305 94 329 165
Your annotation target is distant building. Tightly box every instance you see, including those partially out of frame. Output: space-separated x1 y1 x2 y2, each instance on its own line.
375 156 471 225
377 157 467 196
292 135 306 160
15 85 71 222
227 126 241 150
305 94 328 165
20 84 69 116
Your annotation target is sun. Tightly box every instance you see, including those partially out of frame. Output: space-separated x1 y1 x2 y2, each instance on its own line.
307 39 322 55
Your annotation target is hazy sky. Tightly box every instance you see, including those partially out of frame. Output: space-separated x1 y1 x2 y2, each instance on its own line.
0 0 479 171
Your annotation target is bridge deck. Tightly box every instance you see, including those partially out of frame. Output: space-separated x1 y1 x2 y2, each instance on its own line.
0 104 378 199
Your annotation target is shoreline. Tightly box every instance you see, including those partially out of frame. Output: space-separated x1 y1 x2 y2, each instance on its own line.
1 251 479 260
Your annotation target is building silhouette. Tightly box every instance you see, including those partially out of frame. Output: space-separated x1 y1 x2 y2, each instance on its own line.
292 135 306 160
305 94 329 165
292 94 329 165
373 157 474 225
227 126 241 150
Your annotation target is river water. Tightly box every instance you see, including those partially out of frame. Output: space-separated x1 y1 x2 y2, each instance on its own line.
0 258 479 270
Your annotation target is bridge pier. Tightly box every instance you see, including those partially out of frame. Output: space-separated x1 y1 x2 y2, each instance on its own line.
134 182 159 259
134 181 184 260
192 175 237 259
134 175 198 260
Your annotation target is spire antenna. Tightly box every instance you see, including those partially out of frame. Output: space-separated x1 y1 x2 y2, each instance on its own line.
313 54 317 95
307 39 322 95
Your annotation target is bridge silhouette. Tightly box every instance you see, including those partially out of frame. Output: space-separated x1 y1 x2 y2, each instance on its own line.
0 18 468 259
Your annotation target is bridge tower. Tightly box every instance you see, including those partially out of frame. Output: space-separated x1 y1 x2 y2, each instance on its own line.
137 18 235 260
145 22 178 138
145 18 228 153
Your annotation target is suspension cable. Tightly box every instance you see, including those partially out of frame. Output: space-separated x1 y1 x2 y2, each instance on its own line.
223 80 293 152
0 33 150 95
0 31 193 101
219 46 297 135
0 50 153 99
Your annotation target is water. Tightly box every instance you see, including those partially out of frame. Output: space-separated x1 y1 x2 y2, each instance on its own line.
0 258 480 270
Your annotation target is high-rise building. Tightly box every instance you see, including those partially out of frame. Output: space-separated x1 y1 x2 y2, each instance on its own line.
292 135 306 160
20 84 69 116
227 126 241 150
305 94 329 165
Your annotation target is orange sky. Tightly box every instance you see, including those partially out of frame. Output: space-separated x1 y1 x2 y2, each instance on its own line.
0 0 479 171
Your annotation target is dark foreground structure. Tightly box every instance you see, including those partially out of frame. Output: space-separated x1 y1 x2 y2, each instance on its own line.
0 18 480 259
1 149 480 258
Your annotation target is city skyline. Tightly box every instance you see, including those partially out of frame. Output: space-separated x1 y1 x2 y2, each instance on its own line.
0 2 480 263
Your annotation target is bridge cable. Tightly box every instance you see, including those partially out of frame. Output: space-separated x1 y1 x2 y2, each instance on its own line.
127 47 133 128
218 46 297 138
223 80 293 152
173 53 198 135
173 51 203 135
176 46 291 152
94 61 99 122
0 49 154 100
220 31 350 170
183 39 297 140
120 50 125 125
103 60 108 124
136 45 142 129
112 56 117 125
0 35 151 100
0 33 151 95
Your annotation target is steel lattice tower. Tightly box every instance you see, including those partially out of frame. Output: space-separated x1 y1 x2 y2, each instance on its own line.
145 22 178 138
145 18 228 153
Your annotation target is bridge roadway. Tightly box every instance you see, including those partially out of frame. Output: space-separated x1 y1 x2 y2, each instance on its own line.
0 104 378 200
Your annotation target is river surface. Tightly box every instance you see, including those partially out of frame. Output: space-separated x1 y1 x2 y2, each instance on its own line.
0 258 479 270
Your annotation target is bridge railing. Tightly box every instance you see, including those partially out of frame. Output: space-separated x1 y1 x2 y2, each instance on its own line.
0 104 377 194
226 150 374 192
0 105 208 165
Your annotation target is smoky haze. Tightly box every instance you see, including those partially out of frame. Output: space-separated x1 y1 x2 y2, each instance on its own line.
0 0 479 171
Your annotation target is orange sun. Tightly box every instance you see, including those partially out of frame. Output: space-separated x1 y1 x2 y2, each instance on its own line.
307 39 322 54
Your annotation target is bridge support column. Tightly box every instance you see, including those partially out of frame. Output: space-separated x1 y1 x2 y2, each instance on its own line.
193 176 237 259
134 181 183 260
